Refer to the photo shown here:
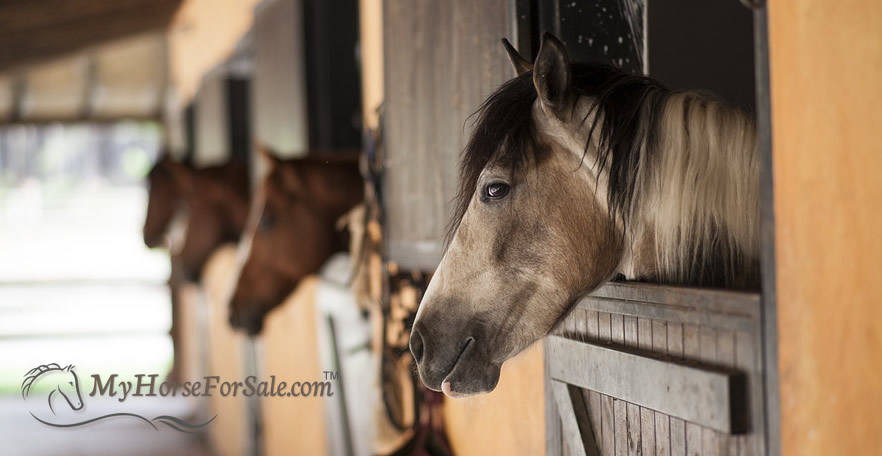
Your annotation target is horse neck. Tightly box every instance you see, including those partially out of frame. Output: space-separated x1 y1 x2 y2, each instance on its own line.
199 166 251 240
626 91 761 288
304 162 364 216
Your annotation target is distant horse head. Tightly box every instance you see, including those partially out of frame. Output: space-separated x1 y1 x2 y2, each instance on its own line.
143 155 183 249
229 152 363 335
410 34 760 397
22 364 83 414
166 160 251 281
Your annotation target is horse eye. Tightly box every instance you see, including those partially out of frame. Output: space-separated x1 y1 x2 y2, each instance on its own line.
258 213 275 231
69 382 73 386
484 182 510 200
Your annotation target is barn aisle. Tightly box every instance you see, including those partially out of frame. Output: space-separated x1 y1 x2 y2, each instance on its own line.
0 396 211 456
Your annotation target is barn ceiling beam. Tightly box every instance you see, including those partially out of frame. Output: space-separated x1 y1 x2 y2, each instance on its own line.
0 0 183 72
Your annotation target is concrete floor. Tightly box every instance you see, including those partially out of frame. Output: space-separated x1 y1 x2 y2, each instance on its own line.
0 396 213 456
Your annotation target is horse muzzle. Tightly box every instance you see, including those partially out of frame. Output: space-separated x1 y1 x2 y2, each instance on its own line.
409 319 501 398
228 305 265 335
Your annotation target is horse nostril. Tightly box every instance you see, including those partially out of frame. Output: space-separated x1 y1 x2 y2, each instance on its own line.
409 329 425 364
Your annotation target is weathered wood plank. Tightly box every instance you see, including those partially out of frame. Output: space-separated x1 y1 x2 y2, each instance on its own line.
667 322 685 456
624 316 641 455
637 318 654 454
601 394 616 456
641 408 655 455
546 336 741 433
552 381 601 456
384 0 514 268
716 330 737 456
670 417 686 456
627 403 642 456
587 309 600 340
699 327 719 456
588 282 760 317
624 316 639 349
735 330 758 456
615 399 628 456
578 296 755 332
599 312 612 342
611 313 625 346
653 320 671 456
682 324 702 456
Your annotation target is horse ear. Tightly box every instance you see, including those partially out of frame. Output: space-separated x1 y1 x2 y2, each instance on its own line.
275 162 306 196
501 38 532 76
533 32 573 116
258 145 281 170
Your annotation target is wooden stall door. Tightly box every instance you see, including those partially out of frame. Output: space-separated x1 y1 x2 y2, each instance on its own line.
545 284 765 456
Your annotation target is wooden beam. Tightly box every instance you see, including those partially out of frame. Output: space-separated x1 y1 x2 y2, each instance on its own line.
0 0 182 72
768 0 882 454
546 335 747 434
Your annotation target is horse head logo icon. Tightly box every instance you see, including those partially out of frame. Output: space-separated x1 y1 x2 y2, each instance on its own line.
22 364 84 414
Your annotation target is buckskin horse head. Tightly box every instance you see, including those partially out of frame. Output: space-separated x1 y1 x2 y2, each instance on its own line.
410 34 760 397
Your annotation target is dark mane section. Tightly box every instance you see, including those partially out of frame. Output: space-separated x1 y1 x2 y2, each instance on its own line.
448 63 669 246
572 64 668 223
447 73 539 246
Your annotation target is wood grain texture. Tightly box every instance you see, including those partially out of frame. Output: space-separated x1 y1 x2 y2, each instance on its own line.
383 0 514 268
201 246 252 456
768 1 882 454
260 277 327 456
0 0 181 72
547 283 764 456
359 0 384 130
445 342 546 456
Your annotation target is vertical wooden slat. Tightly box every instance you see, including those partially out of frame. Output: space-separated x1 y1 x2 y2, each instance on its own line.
602 394 616 455
577 308 589 341
682 324 702 456
611 312 627 456
552 381 596 456
653 321 670 456
627 403 643 456
611 313 625 346
735 330 757 456
641 407 655 456
716 330 737 456
638 319 655 455
699 327 719 456
624 315 642 455
667 323 686 456
615 399 628 456
670 418 687 456
583 309 604 454
599 312 612 342
587 310 600 341
623 316 639 349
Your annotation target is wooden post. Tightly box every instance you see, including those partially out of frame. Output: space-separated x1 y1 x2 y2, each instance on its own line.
768 0 882 453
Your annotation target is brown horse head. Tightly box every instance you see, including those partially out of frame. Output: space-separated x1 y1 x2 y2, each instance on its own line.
143 155 183 249
229 153 364 335
411 34 758 397
166 160 251 281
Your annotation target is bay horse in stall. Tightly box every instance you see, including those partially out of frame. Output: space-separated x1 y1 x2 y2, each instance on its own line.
143 154 183 250
228 152 363 335
143 156 251 280
410 34 760 397
143 156 250 380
